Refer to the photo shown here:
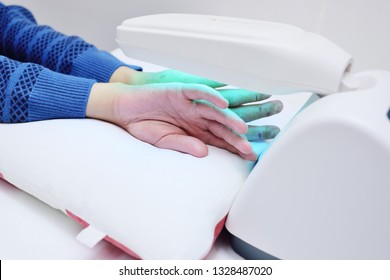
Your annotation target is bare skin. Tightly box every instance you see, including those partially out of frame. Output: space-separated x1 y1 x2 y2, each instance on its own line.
86 66 283 161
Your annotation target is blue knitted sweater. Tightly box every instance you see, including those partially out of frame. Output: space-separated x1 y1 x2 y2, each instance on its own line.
0 3 140 123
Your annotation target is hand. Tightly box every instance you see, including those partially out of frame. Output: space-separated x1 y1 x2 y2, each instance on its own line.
86 82 258 160
110 67 283 140
110 67 226 88
218 88 283 141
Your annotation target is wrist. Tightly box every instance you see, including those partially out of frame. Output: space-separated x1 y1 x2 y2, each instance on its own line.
109 66 140 84
86 83 122 124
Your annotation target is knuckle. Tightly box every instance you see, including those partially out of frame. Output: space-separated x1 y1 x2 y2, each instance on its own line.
169 82 183 93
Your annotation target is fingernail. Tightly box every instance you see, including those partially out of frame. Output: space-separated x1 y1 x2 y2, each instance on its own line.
268 127 280 139
256 93 271 101
258 126 280 140
273 101 283 113
241 140 254 154
246 152 258 161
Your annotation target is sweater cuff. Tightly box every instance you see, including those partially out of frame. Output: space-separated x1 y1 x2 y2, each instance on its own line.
71 47 142 82
28 69 95 121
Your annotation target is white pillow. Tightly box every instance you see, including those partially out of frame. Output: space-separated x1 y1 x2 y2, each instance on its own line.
0 119 253 259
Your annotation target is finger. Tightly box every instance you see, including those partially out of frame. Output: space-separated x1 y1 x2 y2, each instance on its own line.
240 151 259 161
230 100 283 122
246 125 280 141
178 83 229 109
218 89 271 107
196 101 248 134
127 120 209 157
148 70 226 88
154 133 209 158
203 132 258 161
207 121 253 155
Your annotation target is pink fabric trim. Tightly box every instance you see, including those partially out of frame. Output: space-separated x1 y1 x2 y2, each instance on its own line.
213 216 227 243
66 210 227 260
201 215 227 259
66 210 142 259
0 172 5 180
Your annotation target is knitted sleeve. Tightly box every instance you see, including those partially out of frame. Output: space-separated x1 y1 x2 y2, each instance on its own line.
0 3 141 83
0 55 94 123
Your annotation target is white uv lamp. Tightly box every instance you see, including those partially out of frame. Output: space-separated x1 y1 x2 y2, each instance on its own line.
117 14 358 95
117 14 390 259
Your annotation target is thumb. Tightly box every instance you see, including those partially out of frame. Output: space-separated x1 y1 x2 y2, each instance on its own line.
154 134 209 158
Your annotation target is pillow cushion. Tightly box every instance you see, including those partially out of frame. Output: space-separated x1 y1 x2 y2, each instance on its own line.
0 119 254 259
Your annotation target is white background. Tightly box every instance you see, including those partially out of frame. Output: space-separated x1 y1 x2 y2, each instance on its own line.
1 0 389 261
2 0 390 72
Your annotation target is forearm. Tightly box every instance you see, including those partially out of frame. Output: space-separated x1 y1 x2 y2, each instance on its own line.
0 4 141 82
0 55 94 123
0 54 121 125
